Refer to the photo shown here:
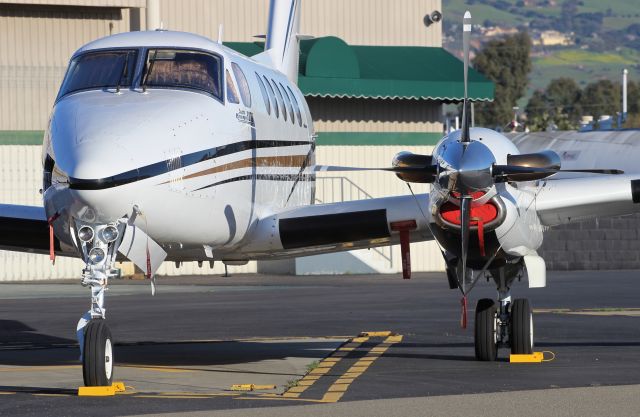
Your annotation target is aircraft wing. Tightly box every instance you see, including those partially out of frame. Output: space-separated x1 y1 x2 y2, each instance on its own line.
242 194 434 258
0 204 63 255
535 175 640 227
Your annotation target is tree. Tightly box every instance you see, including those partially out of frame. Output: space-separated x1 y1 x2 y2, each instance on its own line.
582 79 620 122
525 80 581 132
473 32 532 129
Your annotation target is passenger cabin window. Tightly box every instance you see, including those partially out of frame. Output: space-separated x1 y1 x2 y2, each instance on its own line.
58 49 138 98
142 49 222 99
270 79 287 122
255 73 271 115
226 70 240 104
231 62 251 107
279 82 294 124
287 86 303 127
263 75 279 118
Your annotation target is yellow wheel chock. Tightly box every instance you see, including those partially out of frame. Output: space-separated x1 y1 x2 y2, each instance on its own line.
509 351 555 363
77 382 126 396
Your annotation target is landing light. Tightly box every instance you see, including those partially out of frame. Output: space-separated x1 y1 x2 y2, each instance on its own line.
102 225 119 243
88 248 106 264
78 226 94 242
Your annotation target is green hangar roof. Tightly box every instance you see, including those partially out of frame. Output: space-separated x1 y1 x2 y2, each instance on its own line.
225 36 494 101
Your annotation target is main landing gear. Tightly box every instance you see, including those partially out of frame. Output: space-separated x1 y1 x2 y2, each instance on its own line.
474 264 533 361
75 221 125 386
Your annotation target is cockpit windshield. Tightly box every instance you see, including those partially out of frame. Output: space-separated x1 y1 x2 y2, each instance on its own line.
142 49 222 99
58 49 137 99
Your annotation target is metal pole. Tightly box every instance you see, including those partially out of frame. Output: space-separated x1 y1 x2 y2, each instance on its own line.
146 0 160 30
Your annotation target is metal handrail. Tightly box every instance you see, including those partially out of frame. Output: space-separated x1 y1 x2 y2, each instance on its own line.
314 176 393 267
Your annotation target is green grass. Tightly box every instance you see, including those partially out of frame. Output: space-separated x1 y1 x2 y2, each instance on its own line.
603 16 640 30
579 0 640 16
535 50 634 67
444 0 640 29
520 51 634 108
444 0 526 26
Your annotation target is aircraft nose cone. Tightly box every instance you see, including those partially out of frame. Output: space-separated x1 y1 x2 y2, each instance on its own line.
458 141 495 191
437 140 495 193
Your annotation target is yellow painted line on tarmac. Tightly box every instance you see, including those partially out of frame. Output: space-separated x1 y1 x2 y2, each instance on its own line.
0 392 16 395
135 392 240 399
351 337 369 343
321 391 345 403
120 365 192 373
0 365 80 372
360 331 392 337
386 335 404 343
33 393 71 397
297 379 316 386
237 396 326 403
135 395 213 399
336 378 354 384
319 331 404 403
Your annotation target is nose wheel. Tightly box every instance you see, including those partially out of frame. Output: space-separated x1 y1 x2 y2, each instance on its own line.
82 319 114 387
474 298 498 361
474 297 534 360
510 298 534 354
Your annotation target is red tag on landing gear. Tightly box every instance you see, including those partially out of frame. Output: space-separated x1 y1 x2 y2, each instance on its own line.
47 212 60 265
460 296 468 329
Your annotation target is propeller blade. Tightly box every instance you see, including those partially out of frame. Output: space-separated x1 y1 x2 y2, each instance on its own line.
313 164 438 183
560 169 624 175
459 195 472 294
460 10 472 143
493 165 625 182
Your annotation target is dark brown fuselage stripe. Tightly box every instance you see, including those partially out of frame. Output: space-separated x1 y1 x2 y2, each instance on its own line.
181 155 308 181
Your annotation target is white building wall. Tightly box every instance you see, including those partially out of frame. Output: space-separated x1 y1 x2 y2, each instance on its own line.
315 145 446 272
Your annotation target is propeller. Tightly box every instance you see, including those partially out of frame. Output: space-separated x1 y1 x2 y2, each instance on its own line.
454 10 475 303
310 11 623 311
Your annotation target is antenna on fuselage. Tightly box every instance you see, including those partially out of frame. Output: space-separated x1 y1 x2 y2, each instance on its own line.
217 24 224 44
460 11 472 144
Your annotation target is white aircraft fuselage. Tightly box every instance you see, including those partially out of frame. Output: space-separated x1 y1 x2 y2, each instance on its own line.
43 31 315 262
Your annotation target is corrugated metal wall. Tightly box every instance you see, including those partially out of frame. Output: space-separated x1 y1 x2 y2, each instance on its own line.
316 145 445 272
157 0 442 47
5 1 144 6
308 97 443 133
0 3 132 129
0 0 442 130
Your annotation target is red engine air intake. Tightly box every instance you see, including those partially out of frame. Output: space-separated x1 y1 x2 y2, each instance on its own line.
439 193 498 257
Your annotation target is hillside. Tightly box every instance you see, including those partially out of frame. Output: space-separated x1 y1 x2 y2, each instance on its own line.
442 0 640 103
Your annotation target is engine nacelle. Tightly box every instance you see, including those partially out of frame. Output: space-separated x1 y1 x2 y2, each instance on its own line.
391 151 433 183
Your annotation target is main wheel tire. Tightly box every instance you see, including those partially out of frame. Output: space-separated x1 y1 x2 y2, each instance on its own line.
474 298 498 361
510 298 533 354
82 319 114 387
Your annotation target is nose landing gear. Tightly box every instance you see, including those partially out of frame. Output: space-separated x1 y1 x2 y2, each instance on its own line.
75 221 125 386
82 319 114 386
474 264 534 360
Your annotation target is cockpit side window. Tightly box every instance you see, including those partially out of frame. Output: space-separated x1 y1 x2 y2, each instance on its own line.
231 62 251 107
58 49 138 99
255 73 271 115
226 70 240 104
142 49 222 99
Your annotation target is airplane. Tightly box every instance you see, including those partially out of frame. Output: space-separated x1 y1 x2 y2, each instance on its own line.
1 0 639 387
